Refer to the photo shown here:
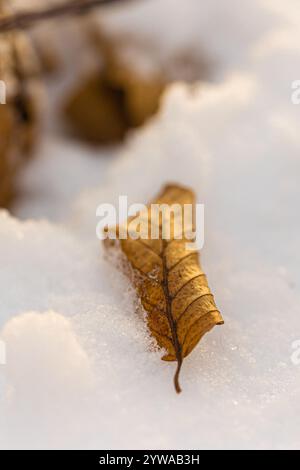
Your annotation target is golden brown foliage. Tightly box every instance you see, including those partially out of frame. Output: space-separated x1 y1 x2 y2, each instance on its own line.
104 184 224 392
0 2 41 206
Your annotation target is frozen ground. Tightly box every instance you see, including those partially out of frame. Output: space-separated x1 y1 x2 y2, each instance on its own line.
0 0 300 449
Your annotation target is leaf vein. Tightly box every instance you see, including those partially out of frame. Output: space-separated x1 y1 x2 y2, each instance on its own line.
182 309 220 349
175 293 214 324
171 273 206 303
168 251 197 272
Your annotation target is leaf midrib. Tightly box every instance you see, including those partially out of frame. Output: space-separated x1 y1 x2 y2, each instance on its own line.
161 239 183 394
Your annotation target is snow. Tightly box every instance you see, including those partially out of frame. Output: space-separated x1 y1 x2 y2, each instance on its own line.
0 0 300 450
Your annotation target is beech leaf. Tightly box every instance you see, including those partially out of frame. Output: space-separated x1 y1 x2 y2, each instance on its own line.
104 184 224 393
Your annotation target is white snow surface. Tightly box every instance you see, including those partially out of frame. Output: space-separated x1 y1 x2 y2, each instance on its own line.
0 0 300 449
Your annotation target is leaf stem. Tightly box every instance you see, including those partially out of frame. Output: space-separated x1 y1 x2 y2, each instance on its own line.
0 0 127 33
174 359 182 394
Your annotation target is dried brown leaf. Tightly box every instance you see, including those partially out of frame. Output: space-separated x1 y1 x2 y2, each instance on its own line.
0 2 41 206
104 183 224 393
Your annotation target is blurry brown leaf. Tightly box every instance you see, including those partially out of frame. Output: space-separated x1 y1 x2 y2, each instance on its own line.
0 3 41 207
63 26 165 144
64 74 128 144
63 67 164 144
99 33 165 128
104 184 224 393
63 21 210 145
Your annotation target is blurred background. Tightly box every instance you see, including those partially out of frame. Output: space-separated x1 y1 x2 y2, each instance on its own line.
1 0 276 217
1 0 211 212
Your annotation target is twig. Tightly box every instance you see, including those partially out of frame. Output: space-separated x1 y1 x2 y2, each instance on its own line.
0 0 126 33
